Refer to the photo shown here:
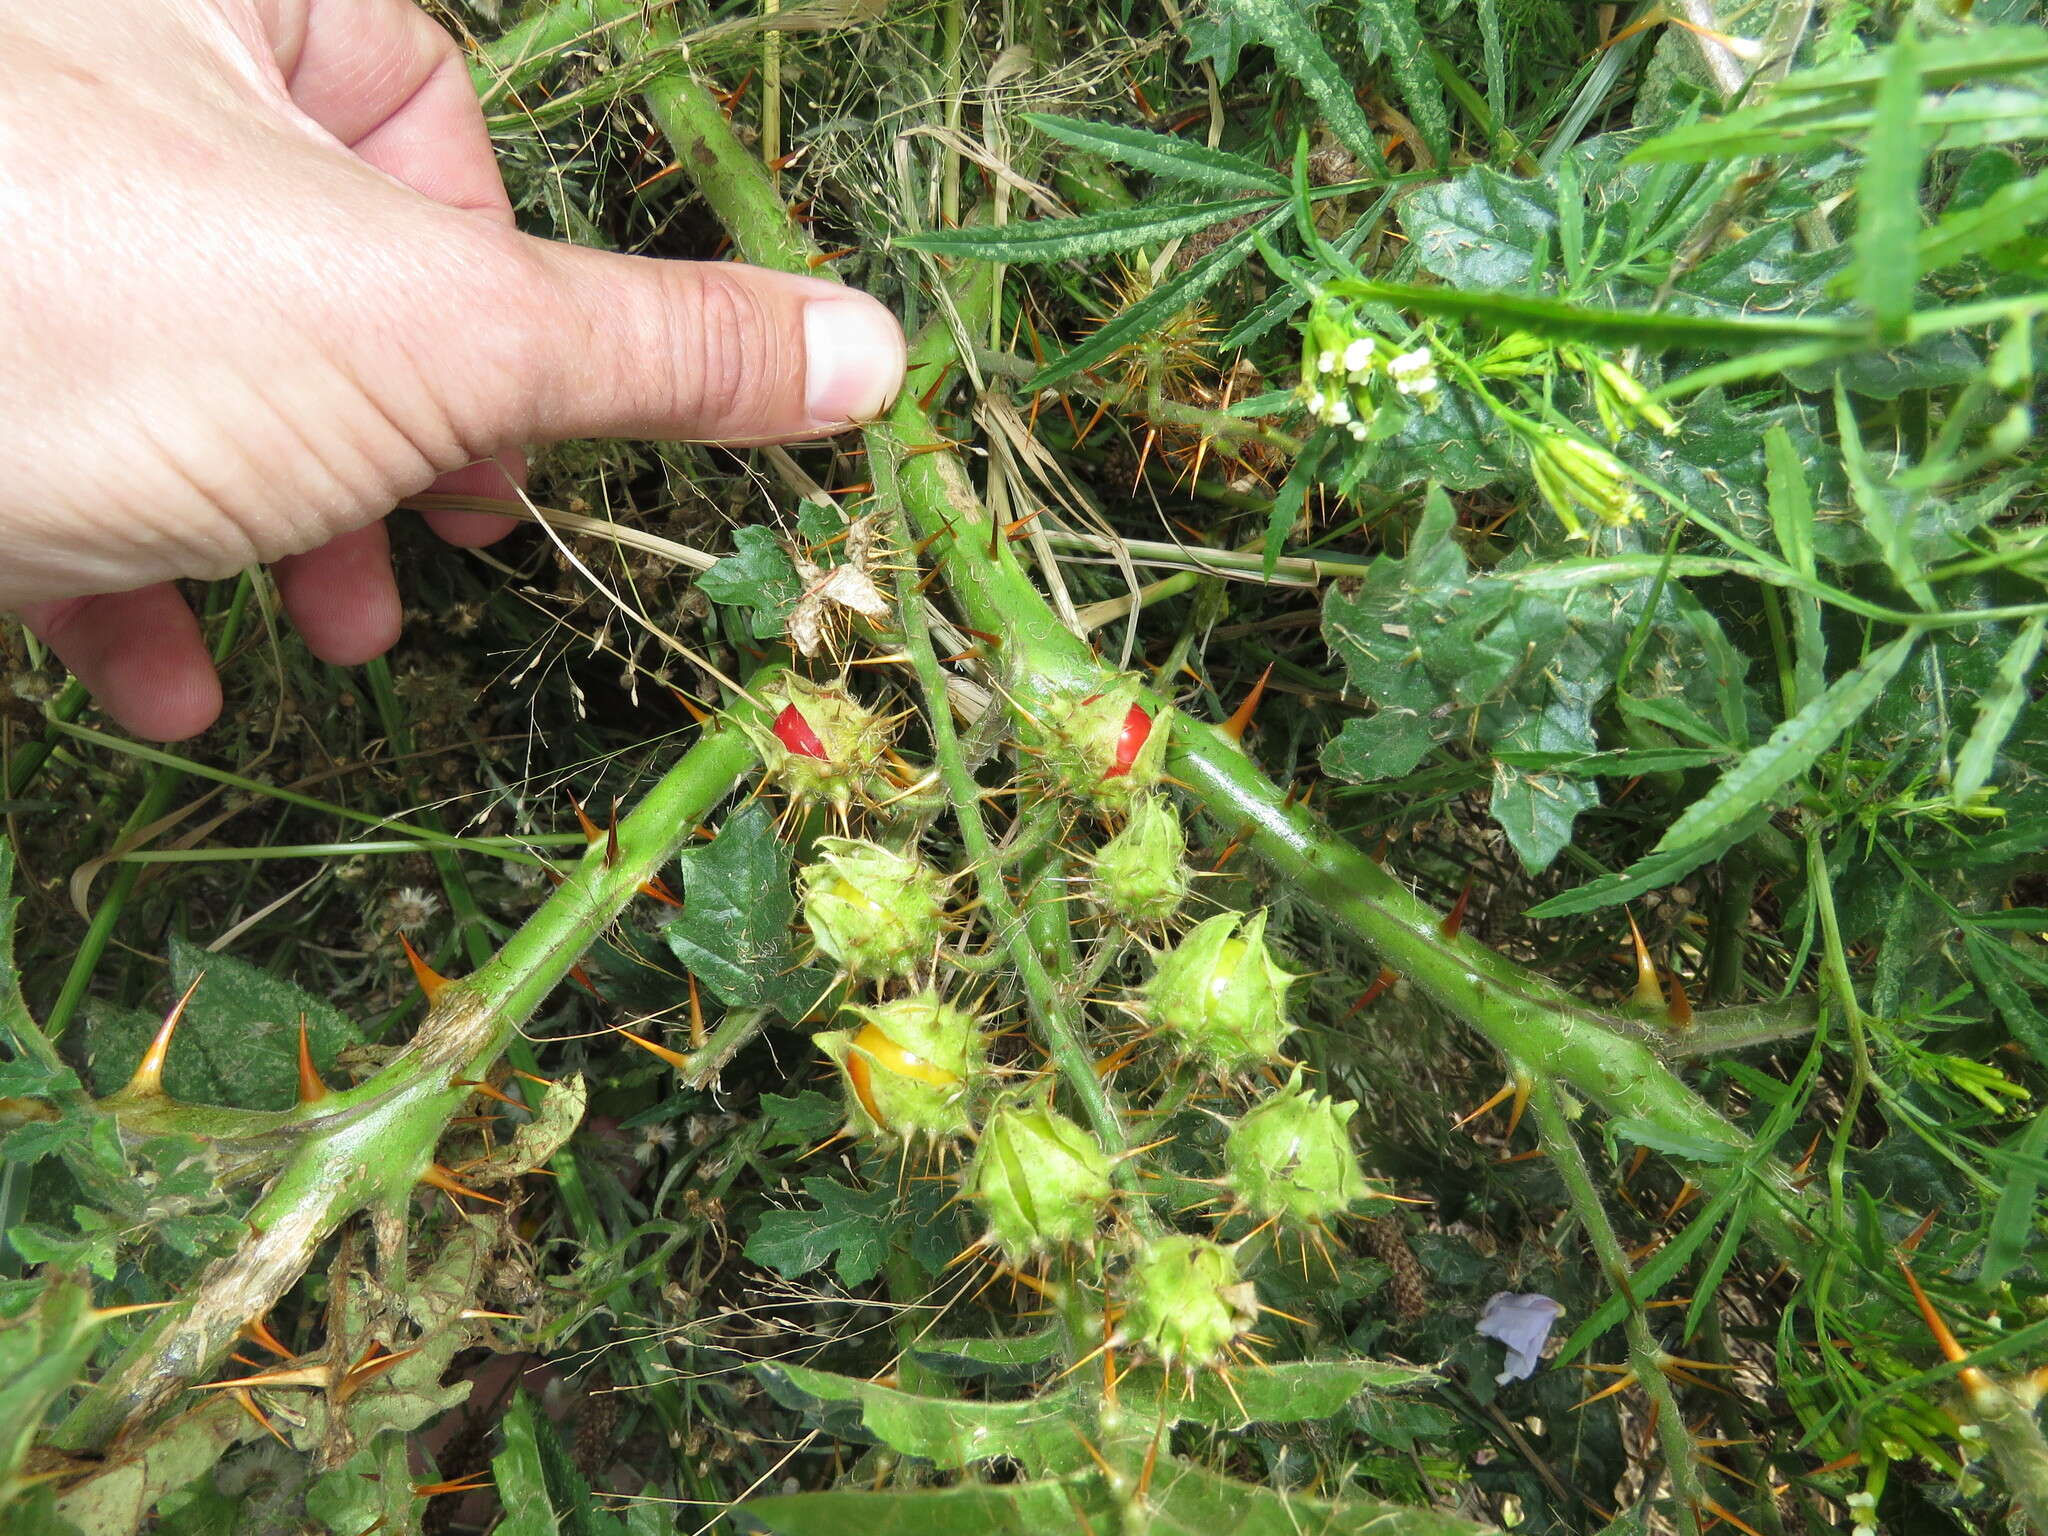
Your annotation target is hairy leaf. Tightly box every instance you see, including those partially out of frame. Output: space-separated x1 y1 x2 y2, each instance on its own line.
744 1176 893 1287
1023 114 1286 194
664 803 830 1016
1209 0 1384 170
899 198 1278 264
1953 615 2046 808
735 1476 1108 1536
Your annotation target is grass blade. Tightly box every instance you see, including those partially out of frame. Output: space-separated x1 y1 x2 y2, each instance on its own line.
1650 634 1919 858
1856 27 1924 342
1022 113 1287 194
898 198 1278 264
1212 0 1385 172
1331 277 1860 349
1919 166 2048 271
1953 613 2047 809
1765 425 1827 711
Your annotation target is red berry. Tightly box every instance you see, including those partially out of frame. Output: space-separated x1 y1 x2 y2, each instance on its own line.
773 703 829 760
1104 704 1152 779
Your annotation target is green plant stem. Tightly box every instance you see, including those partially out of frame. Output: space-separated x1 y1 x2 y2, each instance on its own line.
45 577 253 1043
57 681 775 1452
1528 1077 1707 1534
4 678 88 799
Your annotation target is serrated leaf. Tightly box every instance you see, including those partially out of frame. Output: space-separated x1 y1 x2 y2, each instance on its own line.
1649 635 1917 859
758 1089 843 1149
754 1363 1088 1475
1920 165 2048 271
1357 1 1450 166
1146 1459 1493 1536
698 525 803 639
1953 615 2046 809
492 1393 560 1536
1023 114 1285 194
1210 0 1384 171
744 1176 892 1287
1401 167 1557 290
1856 26 1925 341
1332 277 1859 349
664 803 830 1017
1029 211 1280 389
899 198 1277 264
735 1475 1109 1536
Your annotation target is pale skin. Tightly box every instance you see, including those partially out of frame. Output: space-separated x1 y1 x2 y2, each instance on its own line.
1 0 907 740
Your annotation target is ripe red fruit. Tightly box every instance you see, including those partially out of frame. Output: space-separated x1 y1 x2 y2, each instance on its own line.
773 703 829 760
1104 704 1152 779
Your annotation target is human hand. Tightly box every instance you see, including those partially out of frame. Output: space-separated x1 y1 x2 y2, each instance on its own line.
1 0 905 739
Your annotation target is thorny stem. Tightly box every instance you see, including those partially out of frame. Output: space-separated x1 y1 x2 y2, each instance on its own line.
1528 1078 1707 1535
57 683 777 1451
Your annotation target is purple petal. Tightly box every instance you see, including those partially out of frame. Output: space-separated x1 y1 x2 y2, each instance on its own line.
1476 1291 1564 1384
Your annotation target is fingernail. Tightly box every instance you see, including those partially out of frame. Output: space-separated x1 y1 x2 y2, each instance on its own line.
804 296 906 426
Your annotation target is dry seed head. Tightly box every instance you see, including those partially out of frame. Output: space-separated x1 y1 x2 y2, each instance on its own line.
800 837 946 979
815 990 986 1142
1090 796 1191 927
1224 1071 1371 1226
1143 909 1299 1072
964 1100 1115 1261
1120 1234 1259 1367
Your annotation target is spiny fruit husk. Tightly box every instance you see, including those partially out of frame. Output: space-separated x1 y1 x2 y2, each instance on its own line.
1143 908 1299 1072
749 676 893 808
1033 677 1165 812
815 990 985 1142
801 837 945 980
1224 1071 1371 1226
964 1101 1114 1260
1120 1234 1258 1368
1091 796 1190 927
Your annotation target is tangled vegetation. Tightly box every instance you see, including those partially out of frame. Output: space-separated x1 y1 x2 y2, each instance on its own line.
5 1 2048 1533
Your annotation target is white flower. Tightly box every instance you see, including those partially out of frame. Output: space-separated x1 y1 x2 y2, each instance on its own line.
1316 349 1339 374
1388 346 1438 396
1341 337 1375 376
1305 389 1327 416
1326 396 1352 426
1348 420 1369 441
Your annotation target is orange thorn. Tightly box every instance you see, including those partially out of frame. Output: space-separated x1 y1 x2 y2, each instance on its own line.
1219 663 1273 744
688 973 707 1050
453 1077 524 1111
1347 965 1398 1013
400 934 451 1005
605 799 621 869
639 876 682 907
568 793 603 843
617 1027 691 1073
1667 966 1693 1027
1900 1206 1940 1252
240 1314 294 1360
1572 1369 1639 1409
119 973 205 1099
1895 1252 1990 1391
1659 1179 1699 1223
414 1471 494 1499
1003 508 1048 542
807 247 858 268
568 963 601 998
295 1018 327 1105
671 689 715 725
418 1163 502 1208
1628 914 1665 1011
1809 1450 1863 1477
335 1342 421 1404
1452 1080 1517 1130
1440 883 1473 941
1093 1039 1142 1078
1700 1497 1769 1536
1618 1144 1651 1194
228 1387 292 1447
1502 1076 1531 1141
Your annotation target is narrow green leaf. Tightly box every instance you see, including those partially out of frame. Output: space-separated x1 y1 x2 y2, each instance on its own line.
1213 0 1385 172
1357 0 1451 165
1836 386 1935 610
753 1363 1088 1476
1856 26 1924 341
898 198 1277 264
1920 166 2048 271
1651 634 1918 858
735 1477 1108 1536
1764 425 1827 711
1954 615 2047 807
1525 808 1772 920
493 1394 562 1536
1147 1459 1491 1536
1028 211 1280 389
1330 277 1859 349
1983 1103 2048 1286
1022 114 1286 194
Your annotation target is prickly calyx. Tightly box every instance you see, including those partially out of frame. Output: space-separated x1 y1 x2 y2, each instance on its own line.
1091 797 1190 927
1035 678 1165 811
965 1101 1114 1260
1143 909 1299 1072
1120 1235 1258 1367
801 837 945 979
1224 1072 1371 1226
752 677 893 808
815 991 984 1142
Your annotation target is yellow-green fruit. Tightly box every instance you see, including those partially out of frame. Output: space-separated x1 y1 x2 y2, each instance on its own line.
1091 797 1190 926
801 838 944 979
814 991 984 1142
1120 1235 1258 1366
1035 678 1165 811
1143 909 1299 1071
965 1102 1114 1260
1224 1073 1371 1225
753 676 894 808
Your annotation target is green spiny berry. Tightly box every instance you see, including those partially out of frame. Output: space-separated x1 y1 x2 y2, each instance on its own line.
1224 1072 1371 1226
752 676 894 808
1034 678 1165 811
1120 1235 1258 1367
801 837 945 979
1091 797 1190 927
1143 909 1299 1072
965 1101 1114 1260
814 990 984 1142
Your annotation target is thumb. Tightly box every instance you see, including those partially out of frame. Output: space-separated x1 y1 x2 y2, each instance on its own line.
500 241 907 446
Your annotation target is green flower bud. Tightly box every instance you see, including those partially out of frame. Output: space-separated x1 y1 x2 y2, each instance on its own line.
751 677 894 808
814 991 984 1142
801 837 945 979
1143 909 1299 1071
965 1102 1114 1260
1034 678 1165 811
1120 1235 1258 1367
1224 1072 1371 1226
1091 798 1190 927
